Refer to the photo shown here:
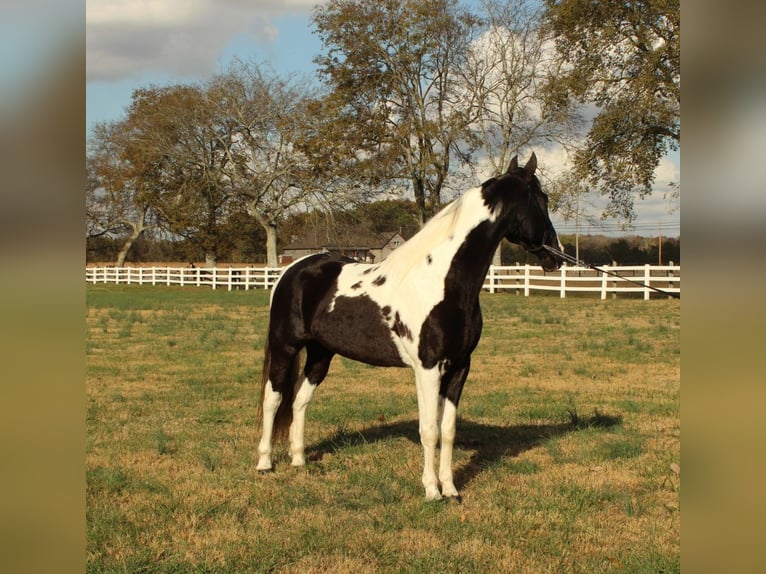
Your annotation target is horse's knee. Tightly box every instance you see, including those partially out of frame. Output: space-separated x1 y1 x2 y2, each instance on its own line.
440 421 456 444
420 423 439 448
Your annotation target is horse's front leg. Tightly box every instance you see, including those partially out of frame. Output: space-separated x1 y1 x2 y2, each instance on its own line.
415 367 442 500
438 360 470 501
438 397 460 499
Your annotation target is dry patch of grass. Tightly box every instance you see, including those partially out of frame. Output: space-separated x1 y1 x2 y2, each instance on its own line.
87 286 680 573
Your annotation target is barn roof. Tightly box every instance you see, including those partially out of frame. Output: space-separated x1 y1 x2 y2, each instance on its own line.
282 229 409 251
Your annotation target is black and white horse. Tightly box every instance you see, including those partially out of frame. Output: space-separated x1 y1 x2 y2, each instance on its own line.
256 154 563 501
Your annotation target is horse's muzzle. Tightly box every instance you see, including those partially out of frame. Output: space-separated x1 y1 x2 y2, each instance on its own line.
538 251 561 272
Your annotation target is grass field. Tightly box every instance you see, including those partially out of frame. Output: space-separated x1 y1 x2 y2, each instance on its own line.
86 285 680 573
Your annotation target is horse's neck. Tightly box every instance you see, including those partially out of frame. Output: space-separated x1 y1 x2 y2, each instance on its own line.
381 188 507 297
445 215 506 303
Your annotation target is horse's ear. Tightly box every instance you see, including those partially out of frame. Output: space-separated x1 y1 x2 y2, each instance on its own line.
506 155 518 173
524 152 537 174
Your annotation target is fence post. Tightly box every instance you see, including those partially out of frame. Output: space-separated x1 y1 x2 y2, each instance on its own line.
488 265 496 294
524 265 530 297
600 265 608 300
227 267 232 292
560 265 566 299
668 261 675 299
644 264 651 300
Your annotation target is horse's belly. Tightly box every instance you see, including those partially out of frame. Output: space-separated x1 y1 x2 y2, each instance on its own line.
312 294 408 368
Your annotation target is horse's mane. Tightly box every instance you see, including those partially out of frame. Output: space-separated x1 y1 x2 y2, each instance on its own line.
380 189 479 275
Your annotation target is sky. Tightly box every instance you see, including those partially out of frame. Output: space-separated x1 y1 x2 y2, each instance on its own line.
86 0 680 238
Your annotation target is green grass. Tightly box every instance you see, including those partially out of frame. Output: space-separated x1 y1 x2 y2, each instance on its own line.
86 285 680 573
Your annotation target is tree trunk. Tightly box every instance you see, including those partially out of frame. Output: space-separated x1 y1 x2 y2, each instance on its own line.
413 176 427 228
115 214 146 266
264 222 278 268
248 201 280 267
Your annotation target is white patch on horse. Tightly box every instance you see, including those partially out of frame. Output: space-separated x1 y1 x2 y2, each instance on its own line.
327 188 495 366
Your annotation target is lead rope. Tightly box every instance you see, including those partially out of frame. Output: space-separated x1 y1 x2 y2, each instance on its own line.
541 245 680 299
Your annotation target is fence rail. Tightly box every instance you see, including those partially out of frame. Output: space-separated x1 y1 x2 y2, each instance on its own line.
86 264 680 299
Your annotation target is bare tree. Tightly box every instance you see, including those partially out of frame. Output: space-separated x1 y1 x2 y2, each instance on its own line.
207 62 339 267
462 0 582 177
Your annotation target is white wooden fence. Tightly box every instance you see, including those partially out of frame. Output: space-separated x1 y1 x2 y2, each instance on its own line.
85 266 284 290
484 264 679 299
86 263 680 299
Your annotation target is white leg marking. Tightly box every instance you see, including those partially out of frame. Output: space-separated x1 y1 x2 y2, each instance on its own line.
438 397 460 498
256 380 282 471
415 367 442 500
290 377 317 466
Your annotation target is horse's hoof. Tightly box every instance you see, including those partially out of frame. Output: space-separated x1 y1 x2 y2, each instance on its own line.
445 494 463 504
257 467 274 474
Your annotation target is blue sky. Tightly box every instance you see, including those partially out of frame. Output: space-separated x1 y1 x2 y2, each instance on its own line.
87 2 325 132
86 0 679 237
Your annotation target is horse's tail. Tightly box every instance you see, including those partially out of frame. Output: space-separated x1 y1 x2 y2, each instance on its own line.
257 327 305 443
256 330 271 434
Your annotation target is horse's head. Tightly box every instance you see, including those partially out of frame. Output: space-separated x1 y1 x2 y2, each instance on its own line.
482 153 564 272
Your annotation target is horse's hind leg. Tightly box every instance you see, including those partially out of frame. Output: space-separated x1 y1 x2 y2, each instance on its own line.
256 377 282 471
289 341 333 466
257 345 300 471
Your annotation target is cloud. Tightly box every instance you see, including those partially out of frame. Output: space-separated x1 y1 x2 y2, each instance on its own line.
86 0 322 81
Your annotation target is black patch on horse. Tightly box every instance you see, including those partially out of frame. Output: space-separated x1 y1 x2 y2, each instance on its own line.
392 311 413 341
418 220 495 373
313 295 406 367
372 275 387 286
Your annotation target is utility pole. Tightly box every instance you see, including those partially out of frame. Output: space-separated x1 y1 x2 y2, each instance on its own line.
658 222 663 266
575 189 580 263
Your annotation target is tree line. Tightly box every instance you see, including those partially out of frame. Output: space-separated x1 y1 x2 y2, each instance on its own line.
87 197 679 266
86 0 679 267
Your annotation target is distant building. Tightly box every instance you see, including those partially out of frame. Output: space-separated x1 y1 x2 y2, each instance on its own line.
281 230 408 265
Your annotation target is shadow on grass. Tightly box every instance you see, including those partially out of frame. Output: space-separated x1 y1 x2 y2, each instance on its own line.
306 410 621 491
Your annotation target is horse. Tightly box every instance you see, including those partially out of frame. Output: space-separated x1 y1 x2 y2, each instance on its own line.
256 153 564 501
